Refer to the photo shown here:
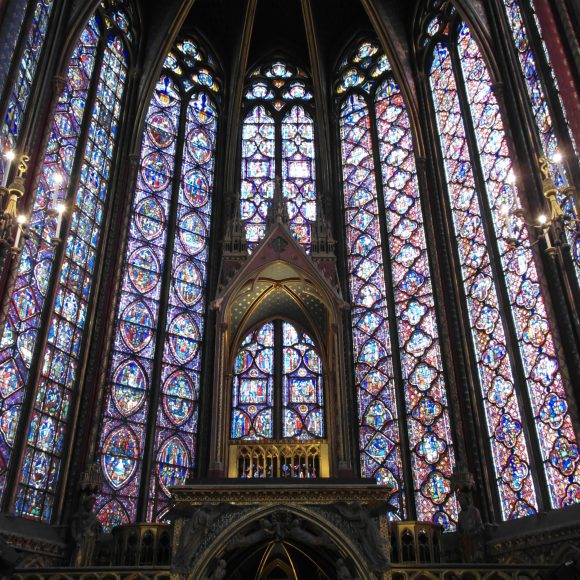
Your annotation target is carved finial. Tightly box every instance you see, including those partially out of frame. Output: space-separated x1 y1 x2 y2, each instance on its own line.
538 156 564 220
311 192 336 256
222 193 248 255
539 156 550 180
16 155 29 178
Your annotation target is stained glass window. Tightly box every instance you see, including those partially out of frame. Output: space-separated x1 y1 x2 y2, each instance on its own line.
0 0 29 95
0 2 133 521
282 323 324 440
241 106 275 249
337 41 457 527
231 323 274 440
231 320 324 443
282 106 316 252
499 0 580 281
241 61 316 251
95 38 219 529
426 16 580 518
1 0 55 184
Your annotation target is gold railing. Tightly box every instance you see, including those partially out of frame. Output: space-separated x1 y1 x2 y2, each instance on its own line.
228 440 329 479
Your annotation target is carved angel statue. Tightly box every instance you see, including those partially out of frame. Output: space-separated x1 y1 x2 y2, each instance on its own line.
70 493 102 567
172 503 238 572
330 501 390 572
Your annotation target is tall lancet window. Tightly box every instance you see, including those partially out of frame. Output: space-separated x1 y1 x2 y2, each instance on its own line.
241 61 316 251
231 321 325 443
337 41 457 528
422 8 580 520
0 0 56 183
499 0 580 281
95 38 220 529
0 1 135 522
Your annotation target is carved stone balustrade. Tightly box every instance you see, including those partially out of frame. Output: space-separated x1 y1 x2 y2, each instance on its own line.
390 521 443 564
228 440 329 479
108 523 172 567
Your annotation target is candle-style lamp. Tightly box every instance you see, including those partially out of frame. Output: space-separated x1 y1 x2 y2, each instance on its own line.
52 202 66 243
500 155 579 259
536 155 579 258
0 153 30 272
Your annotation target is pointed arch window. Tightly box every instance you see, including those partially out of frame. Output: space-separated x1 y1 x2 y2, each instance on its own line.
231 320 325 444
337 41 458 528
95 38 220 529
0 1 135 522
241 61 316 251
499 0 580 280
0 0 56 183
421 9 580 519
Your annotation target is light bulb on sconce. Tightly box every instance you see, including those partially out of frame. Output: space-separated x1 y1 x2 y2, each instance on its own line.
52 172 64 207
52 203 66 242
12 214 27 252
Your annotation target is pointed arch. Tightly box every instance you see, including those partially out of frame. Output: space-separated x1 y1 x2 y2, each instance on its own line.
419 4 580 518
0 0 56 183
241 60 317 251
0 0 136 522
336 38 458 528
95 35 221 528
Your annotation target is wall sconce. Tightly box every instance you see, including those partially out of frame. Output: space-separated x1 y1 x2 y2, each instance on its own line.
0 153 30 270
501 156 579 258
536 155 579 257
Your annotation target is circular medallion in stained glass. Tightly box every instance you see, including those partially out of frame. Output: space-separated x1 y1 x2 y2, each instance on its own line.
102 426 139 489
169 313 199 363
255 349 273 374
135 197 165 241
231 409 250 439
254 409 273 438
284 409 302 437
120 300 154 352
283 348 300 373
141 151 171 192
355 42 378 61
235 350 253 374
147 111 175 149
420 470 449 505
178 40 199 58
128 247 160 294
183 169 210 208
174 260 203 306
163 371 195 426
178 213 207 255
157 436 189 494
112 360 147 416
257 323 274 347
306 408 324 437
187 128 212 163
304 349 321 373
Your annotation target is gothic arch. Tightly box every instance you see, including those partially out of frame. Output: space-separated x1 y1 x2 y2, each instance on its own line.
208 213 351 478
188 503 372 580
